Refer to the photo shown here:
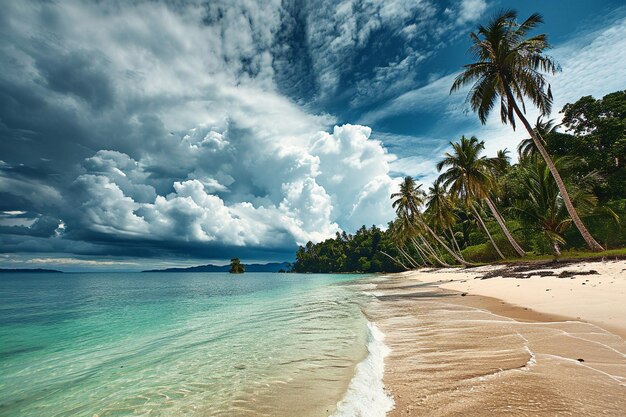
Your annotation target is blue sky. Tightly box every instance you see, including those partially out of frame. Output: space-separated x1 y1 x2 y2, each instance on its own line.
1 0 625 271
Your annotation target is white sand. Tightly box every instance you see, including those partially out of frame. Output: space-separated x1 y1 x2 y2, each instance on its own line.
403 260 626 337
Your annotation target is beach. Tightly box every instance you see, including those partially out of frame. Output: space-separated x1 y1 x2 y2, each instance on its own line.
367 259 626 416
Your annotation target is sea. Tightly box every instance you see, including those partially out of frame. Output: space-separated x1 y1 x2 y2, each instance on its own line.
0 272 393 417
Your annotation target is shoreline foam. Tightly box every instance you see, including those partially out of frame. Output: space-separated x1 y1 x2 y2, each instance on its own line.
332 321 394 417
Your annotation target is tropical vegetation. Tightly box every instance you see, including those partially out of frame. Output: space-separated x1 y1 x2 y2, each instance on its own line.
291 10 625 273
229 258 245 274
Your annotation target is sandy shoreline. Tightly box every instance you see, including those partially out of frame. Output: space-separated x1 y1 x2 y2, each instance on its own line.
366 259 626 416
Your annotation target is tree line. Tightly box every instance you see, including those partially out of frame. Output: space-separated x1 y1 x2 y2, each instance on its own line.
292 11 625 273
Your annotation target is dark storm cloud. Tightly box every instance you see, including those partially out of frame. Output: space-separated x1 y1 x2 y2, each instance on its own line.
0 0 495 266
0 215 61 238
0 1 404 259
35 49 116 110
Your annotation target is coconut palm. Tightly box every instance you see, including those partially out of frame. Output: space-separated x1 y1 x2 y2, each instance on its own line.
391 179 447 267
425 180 466 260
437 136 526 257
518 117 558 160
391 176 469 266
512 156 606 256
451 10 604 251
391 176 422 220
493 148 511 175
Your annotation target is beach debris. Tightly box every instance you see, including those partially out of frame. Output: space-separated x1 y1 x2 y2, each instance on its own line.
461 292 468 296
577 358 585 362
559 270 598 278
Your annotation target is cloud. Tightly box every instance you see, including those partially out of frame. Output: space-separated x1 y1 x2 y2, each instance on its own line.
2 1 623 266
1 1 398 261
70 124 396 250
455 0 488 25
361 11 626 169
25 257 139 266
358 72 462 126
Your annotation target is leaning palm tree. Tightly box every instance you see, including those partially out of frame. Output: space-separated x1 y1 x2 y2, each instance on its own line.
381 220 412 270
391 176 469 266
512 156 609 256
451 10 604 251
437 136 526 257
425 181 466 260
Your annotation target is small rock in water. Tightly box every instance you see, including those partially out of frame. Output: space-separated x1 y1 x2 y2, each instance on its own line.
234 364 246 370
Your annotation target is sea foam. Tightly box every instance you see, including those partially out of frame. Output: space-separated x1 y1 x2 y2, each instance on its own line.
332 322 395 417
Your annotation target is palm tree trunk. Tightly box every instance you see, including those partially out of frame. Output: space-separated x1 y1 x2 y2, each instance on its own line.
485 197 526 257
398 246 420 269
447 226 465 260
423 222 471 266
380 250 408 270
551 241 561 258
506 90 604 252
419 235 451 267
410 237 432 266
409 240 426 267
472 206 506 260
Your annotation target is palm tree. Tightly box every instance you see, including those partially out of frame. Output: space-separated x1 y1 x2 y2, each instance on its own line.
425 181 466 260
518 117 558 160
437 136 526 257
512 156 607 256
493 148 511 174
391 176 470 266
451 10 604 251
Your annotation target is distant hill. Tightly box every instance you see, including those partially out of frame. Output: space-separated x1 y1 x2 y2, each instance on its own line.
0 268 63 273
143 262 290 273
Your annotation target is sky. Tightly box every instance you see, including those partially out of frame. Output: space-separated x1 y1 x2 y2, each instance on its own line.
1 0 625 271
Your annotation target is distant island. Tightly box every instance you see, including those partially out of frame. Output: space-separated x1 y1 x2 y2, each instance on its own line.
229 258 245 274
0 268 63 273
143 262 290 273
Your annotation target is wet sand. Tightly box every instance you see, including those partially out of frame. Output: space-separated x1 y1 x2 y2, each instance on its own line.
366 261 626 416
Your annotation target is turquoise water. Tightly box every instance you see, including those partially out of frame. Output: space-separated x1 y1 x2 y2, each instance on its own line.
0 273 370 416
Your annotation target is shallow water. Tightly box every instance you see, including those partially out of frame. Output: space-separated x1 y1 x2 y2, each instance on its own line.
0 272 371 416
369 275 626 416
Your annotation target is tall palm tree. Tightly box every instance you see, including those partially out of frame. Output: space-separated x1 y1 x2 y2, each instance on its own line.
451 10 604 251
391 176 423 220
391 176 469 266
437 136 526 257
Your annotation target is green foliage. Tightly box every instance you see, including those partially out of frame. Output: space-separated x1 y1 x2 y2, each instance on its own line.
291 88 626 270
450 10 559 128
461 243 494 263
556 90 626 201
510 156 603 255
229 258 245 274
292 226 404 273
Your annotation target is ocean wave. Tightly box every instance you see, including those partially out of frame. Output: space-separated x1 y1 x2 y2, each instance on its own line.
332 322 395 417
